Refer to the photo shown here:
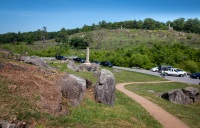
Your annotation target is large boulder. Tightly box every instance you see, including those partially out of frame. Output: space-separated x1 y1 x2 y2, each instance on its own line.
161 87 200 104
78 63 100 72
58 74 86 106
0 49 13 59
182 87 199 99
194 95 200 103
94 69 115 106
67 60 79 71
21 56 48 68
93 71 101 77
161 89 193 104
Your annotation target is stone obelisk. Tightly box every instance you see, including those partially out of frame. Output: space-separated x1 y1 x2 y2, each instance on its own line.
85 47 90 64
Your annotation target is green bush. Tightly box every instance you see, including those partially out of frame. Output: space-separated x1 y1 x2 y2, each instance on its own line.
184 60 199 73
129 54 152 69
187 35 192 39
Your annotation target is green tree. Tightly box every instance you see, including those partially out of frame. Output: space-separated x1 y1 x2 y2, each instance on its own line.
184 18 200 33
55 28 69 43
82 24 93 32
41 26 48 43
150 43 168 65
137 20 143 29
99 20 107 28
17 31 24 42
143 18 156 30
55 43 69 56
69 36 88 49
25 33 34 45
0 32 18 43
173 18 185 31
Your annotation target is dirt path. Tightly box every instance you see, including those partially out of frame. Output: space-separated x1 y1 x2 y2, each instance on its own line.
116 81 190 128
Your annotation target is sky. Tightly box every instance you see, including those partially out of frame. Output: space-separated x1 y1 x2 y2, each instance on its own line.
0 0 200 34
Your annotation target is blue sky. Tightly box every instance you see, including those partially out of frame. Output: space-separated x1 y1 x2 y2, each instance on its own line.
0 0 200 34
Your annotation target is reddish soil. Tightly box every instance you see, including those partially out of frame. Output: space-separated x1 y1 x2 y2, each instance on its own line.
0 60 64 115
116 81 190 128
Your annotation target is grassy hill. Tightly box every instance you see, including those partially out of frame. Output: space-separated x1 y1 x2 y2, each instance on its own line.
74 29 200 50
0 29 200 55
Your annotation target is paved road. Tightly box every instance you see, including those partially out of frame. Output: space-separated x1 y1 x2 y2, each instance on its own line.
113 66 200 85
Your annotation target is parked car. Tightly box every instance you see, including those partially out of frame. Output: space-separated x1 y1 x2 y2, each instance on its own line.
175 68 187 76
91 60 100 64
190 72 200 79
99 61 113 67
162 68 186 77
151 67 158 72
73 57 85 63
55 55 67 60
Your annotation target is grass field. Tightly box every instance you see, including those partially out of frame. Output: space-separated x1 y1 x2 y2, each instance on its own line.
51 62 200 127
1 59 199 127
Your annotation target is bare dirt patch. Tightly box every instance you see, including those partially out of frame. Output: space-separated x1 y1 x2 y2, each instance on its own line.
0 60 65 115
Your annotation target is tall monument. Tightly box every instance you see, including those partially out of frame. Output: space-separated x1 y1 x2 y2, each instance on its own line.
168 23 173 31
85 47 90 64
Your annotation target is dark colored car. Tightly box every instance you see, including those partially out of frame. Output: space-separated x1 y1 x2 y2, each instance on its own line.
190 72 200 79
99 61 113 67
158 65 173 72
55 55 67 60
73 57 85 63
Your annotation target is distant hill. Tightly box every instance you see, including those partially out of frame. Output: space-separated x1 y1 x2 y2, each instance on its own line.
71 29 200 50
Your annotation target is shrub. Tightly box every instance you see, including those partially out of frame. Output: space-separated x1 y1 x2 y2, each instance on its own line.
184 60 199 73
187 35 192 40
129 54 152 69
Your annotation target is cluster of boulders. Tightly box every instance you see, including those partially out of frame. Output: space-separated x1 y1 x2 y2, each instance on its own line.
18 55 116 108
1 52 116 119
26 56 115 106
0 49 49 69
160 87 200 104
67 60 100 72
20 56 49 68
57 67 116 107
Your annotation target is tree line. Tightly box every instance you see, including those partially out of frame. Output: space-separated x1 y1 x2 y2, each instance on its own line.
90 43 200 73
0 18 200 45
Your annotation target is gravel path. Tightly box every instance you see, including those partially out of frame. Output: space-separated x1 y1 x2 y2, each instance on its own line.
116 81 190 128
